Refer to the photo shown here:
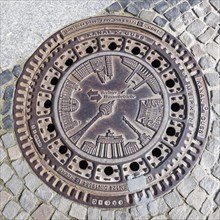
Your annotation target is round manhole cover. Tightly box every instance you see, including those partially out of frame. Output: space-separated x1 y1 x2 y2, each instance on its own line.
14 16 210 208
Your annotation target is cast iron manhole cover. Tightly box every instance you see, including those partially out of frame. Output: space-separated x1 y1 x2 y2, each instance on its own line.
14 16 210 208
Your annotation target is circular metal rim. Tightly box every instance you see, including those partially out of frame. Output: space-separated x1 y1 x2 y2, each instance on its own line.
13 15 211 208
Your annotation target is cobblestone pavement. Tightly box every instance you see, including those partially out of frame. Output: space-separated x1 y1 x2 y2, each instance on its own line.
0 0 220 219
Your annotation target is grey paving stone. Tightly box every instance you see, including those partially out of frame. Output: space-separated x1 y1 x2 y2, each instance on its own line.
15 211 29 220
135 0 153 10
212 164 220 180
193 2 211 17
12 65 22 78
200 176 219 195
2 200 21 220
136 204 149 217
148 198 169 216
36 184 55 202
118 0 131 8
101 210 115 220
1 133 16 148
206 42 219 59
115 211 132 220
106 2 122 12
187 19 206 37
20 189 38 212
3 85 14 101
151 215 167 220
130 207 141 220
211 90 220 105
209 0 220 10
205 12 220 29
216 60 220 73
215 35 220 44
191 43 205 58
0 191 11 209
178 1 190 13
126 3 141 16
198 27 215 44
169 203 192 220
199 55 215 70
154 1 169 14
32 203 55 220
164 190 182 208
164 7 181 21
170 17 185 32
69 203 87 220
188 0 202 6
0 70 13 86
208 208 220 220
200 150 217 170
205 72 220 87
179 32 194 47
8 145 22 161
1 101 11 115
212 120 220 139
139 10 156 22
153 16 167 27
0 148 7 162
12 158 30 177
51 194 71 214
127 175 146 192
191 164 206 181
0 162 14 182
131 205 149 219
212 121 220 138
181 12 196 25
186 187 207 210
88 207 101 220
52 210 70 220
2 116 13 129
213 104 220 117
187 209 205 220
177 176 197 197
24 173 42 191
167 0 179 4
214 191 220 206
5 175 23 195
201 198 213 215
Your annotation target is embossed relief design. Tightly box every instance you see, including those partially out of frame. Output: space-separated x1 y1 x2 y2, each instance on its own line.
14 16 210 208
57 55 164 158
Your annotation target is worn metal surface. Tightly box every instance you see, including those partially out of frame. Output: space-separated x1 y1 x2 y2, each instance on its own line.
14 16 210 208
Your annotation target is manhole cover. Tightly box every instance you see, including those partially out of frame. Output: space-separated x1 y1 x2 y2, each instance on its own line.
14 16 210 208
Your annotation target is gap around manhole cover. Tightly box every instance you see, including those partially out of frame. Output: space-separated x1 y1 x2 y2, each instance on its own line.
14 16 210 208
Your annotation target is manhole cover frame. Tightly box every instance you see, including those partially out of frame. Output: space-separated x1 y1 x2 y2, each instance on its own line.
14 15 210 208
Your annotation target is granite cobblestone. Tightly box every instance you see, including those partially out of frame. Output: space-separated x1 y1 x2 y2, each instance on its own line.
198 27 215 44
177 1 190 13
2 201 21 220
186 187 207 210
200 198 213 215
154 1 169 14
164 7 181 21
153 16 168 27
204 12 220 28
5 175 23 195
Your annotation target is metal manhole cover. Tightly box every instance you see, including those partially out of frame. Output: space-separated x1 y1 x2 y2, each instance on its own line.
14 16 210 208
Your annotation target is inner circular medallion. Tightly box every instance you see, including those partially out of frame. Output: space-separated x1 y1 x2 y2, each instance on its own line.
55 53 168 163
